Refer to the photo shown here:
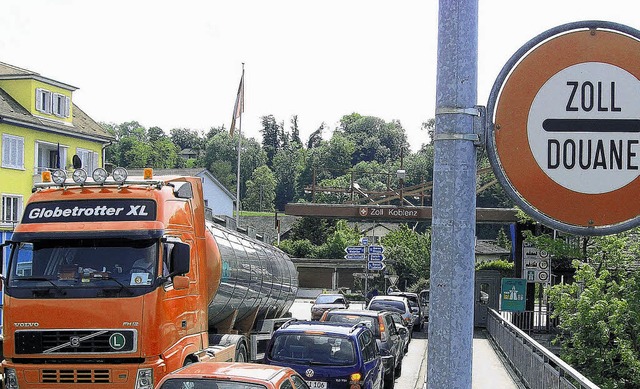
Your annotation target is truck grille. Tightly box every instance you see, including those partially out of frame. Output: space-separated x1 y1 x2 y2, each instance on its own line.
42 368 111 383
15 330 137 354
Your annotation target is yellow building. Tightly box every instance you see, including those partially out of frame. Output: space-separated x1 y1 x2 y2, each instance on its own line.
0 61 114 233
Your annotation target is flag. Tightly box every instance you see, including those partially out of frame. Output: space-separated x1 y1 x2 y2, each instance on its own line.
56 143 61 169
230 67 244 136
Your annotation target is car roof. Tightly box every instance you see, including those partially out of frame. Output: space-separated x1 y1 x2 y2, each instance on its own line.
370 295 408 303
324 308 386 317
162 361 292 382
315 293 344 298
389 291 418 298
278 320 366 335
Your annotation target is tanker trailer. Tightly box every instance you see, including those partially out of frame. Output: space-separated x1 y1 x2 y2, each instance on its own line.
204 219 298 362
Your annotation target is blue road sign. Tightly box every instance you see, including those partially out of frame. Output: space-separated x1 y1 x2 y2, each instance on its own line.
367 261 386 271
345 253 366 260
345 246 366 254
360 237 369 245
368 245 384 254
368 253 385 261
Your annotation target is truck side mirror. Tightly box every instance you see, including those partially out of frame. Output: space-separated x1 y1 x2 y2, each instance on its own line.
170 242 190 276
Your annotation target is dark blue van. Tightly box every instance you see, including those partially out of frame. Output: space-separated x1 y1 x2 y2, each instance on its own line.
264 320 384 389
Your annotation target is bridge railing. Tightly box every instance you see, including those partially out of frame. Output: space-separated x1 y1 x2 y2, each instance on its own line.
487 308 599 389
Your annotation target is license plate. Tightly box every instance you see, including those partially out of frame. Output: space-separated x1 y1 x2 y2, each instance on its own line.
305 381 327 389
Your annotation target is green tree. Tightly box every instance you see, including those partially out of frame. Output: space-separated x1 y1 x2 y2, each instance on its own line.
273 146 304 210
260 115 281 167
244 165 276 212
170 128 204 151
202 132 267 198
382 224 431 290
537 227 640 388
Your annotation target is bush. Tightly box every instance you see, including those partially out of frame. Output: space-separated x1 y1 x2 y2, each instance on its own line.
475 259 514 278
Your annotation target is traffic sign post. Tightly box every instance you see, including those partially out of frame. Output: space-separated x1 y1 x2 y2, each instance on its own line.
367 261 386 271
345 246 365 254
488 21 640 235
368 245 384 254
344 254 366 260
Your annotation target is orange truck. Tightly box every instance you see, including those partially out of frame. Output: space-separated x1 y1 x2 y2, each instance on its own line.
0 167 298 389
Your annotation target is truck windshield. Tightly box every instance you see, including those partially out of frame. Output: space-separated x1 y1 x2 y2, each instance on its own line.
7 238 159 297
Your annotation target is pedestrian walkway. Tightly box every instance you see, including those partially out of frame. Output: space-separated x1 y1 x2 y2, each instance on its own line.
403 329 522 388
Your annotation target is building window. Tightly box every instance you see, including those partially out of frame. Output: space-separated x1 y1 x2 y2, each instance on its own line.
52 93 70 118
76 148 98 172
35 142 66 174
2 194 22 224
35 88 52 114
2 134 24 169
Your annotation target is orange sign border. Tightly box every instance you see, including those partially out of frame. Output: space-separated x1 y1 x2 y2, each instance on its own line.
494 29 640 228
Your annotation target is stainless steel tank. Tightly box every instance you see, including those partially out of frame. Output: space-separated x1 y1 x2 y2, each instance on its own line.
205 220 298 329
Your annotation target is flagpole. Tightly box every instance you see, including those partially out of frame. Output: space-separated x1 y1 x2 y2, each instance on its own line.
235 63 245 227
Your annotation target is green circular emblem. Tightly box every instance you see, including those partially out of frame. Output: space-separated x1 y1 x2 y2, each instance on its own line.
109 333 126 350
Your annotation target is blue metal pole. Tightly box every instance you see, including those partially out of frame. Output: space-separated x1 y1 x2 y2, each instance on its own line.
427 0 478 388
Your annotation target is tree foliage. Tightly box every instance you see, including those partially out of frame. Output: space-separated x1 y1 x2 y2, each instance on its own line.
244 165 276 212
546 229 640 388
381 224 431 290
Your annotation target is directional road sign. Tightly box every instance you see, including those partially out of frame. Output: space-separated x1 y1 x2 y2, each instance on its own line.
344 253 366 260
367 261 386 271
490 22 640 234
368 245 385 254
345 246 365 254
360 237 369 245
368 253 385 262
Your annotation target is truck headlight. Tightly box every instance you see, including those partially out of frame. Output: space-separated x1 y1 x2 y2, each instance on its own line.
5 368 19 389
135 368 153 389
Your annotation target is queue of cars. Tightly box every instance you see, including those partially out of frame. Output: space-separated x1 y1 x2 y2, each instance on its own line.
156 292 419 389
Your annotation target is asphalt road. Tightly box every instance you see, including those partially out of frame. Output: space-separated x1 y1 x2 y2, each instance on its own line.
289 299 427 388
289 299 521 389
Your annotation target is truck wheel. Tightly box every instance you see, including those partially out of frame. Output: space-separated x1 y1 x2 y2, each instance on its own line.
235 342 248 362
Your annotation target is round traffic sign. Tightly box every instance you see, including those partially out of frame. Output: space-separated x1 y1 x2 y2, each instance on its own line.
488 21 640 235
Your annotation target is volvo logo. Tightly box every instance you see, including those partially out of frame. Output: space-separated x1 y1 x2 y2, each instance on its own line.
70 336 81 347
305 368 314 378
14 322 39 327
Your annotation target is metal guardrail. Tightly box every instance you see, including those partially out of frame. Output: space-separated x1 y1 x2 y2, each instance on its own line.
487 308 600 389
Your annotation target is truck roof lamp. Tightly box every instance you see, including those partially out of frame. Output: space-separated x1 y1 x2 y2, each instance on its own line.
51 169 67 185
112 167 128 184
143 168 153 180
72 168 88 185
92 168 108 184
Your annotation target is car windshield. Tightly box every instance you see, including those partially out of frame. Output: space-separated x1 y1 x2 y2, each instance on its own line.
315 295 344 304
369 300 405 313
326 314 379 337
160 379 267 389
6 238 160 298
269 333 356 366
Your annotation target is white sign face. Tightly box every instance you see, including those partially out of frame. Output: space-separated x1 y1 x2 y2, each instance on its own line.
527 62 640 194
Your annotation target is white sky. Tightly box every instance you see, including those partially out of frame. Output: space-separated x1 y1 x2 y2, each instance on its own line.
1 0 639 151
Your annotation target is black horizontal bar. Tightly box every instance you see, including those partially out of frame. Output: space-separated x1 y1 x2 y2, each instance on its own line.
542 119 640 133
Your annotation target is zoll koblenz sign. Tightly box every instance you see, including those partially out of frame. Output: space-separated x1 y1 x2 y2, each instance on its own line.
488 21 640 235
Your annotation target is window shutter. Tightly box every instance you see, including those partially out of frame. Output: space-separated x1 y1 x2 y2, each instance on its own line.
64 96 70 117
35 88 43 111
